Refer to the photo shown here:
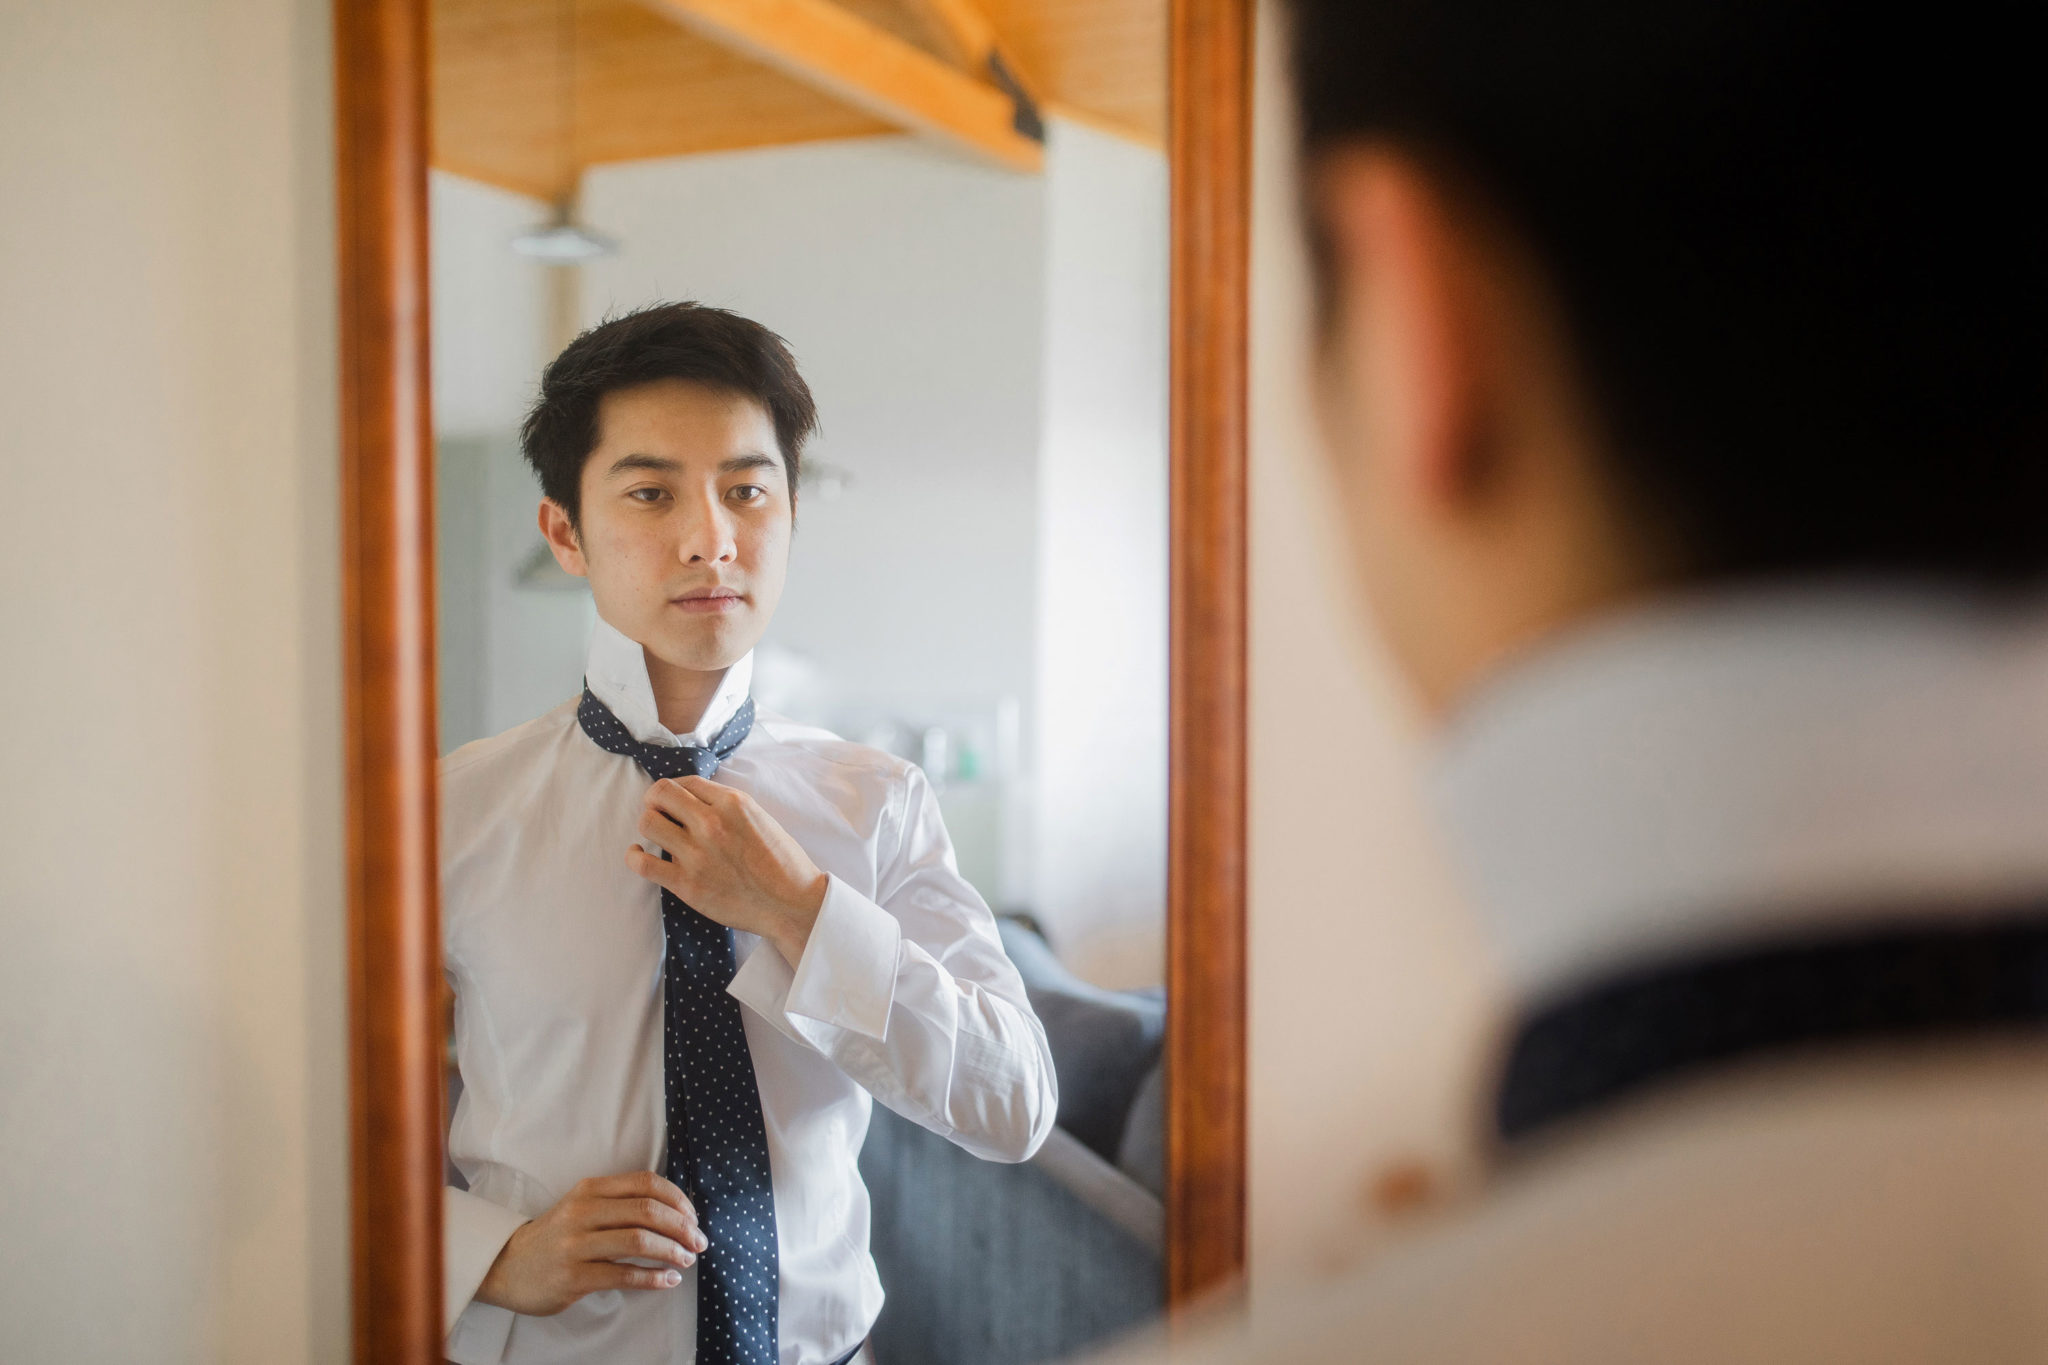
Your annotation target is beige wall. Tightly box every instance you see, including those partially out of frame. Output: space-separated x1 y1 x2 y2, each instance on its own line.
0 0 347 1360
1245 0 1505 1291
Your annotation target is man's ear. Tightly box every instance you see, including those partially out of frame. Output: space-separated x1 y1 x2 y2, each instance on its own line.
1315 147 1486 512
538 499 589 578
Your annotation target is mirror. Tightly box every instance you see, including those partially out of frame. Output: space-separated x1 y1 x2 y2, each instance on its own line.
422 3 1182 1360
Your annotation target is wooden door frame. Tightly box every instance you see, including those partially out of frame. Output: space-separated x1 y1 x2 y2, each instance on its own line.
336 0 441 1359
1164 0 1251 1309
334 0 1251 1353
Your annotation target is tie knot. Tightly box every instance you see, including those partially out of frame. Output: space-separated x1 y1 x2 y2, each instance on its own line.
646 746 719 781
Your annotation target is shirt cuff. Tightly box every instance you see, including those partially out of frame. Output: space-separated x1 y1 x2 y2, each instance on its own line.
444 1185 528 1353
730 873 901 1041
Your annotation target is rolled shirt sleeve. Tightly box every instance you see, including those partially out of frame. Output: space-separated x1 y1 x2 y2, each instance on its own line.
728 764 1058 1163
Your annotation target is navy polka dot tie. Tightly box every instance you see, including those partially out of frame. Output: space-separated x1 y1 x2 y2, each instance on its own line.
577 686 779 1365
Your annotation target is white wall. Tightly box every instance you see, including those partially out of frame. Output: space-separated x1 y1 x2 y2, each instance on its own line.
436 432 598 752
1245 0 1504 1289
1034 119 1171 986
429 172 590 752
430 171 554 438
0 0 346 1360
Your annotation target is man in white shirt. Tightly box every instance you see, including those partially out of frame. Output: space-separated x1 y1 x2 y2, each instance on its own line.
439 302 1057 1364
1133 1 2048 1360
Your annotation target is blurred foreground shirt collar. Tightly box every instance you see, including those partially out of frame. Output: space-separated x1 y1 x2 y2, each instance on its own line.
1431 583 2048 1007
586 613 754 748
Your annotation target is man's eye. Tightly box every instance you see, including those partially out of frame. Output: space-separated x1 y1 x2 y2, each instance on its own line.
627 487 666 503
729 485 766 504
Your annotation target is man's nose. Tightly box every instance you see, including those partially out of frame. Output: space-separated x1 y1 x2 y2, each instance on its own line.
678 497 737 565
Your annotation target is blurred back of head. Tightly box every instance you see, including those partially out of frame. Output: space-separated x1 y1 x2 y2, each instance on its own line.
1290 0 2048 590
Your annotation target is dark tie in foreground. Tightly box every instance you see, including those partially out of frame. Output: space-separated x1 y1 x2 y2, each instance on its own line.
578 686 778 1365
1495 906 2048 1144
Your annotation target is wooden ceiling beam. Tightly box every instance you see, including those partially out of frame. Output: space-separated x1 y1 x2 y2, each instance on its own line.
899 0 1044 139
636 0 1043 172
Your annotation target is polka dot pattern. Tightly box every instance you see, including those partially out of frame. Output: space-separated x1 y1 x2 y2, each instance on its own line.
579 686 779 1365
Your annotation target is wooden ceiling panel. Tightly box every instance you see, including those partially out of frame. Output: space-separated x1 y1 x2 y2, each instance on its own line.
829 0 956 60
432 0 1164 199
575 2 894 167
981 0 1165 145
433 0 574 198
435 0 892 199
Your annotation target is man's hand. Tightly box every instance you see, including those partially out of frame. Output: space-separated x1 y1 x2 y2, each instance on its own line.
629 776 829 968
474 1172 707 1317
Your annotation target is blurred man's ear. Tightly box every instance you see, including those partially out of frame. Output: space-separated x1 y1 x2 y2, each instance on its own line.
1306 146 1653 714
1312 147 1486 518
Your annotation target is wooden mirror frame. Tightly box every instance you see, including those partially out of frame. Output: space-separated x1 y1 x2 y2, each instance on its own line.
335 0 1249 1355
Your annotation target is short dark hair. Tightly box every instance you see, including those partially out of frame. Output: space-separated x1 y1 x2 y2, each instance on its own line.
521 301 819 526
1289 0 2048 585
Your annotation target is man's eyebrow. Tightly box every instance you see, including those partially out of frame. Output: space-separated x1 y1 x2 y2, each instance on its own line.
602 452 782 478
605 453 682 477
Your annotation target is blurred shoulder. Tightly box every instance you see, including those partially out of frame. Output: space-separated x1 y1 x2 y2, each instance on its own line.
1116 1044 2048 1365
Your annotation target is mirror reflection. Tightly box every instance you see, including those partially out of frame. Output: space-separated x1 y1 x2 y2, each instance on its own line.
429 2 1168 1361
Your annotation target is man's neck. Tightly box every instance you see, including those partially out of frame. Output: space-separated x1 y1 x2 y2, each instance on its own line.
643 651 729 738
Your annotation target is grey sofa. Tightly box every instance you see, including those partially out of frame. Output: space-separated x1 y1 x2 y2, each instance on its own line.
858 920 1166 1365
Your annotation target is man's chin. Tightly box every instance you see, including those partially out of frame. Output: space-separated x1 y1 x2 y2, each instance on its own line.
639 616 760 675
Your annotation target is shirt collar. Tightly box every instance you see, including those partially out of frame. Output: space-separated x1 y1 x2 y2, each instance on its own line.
584 615 754 748
1430 583 2048 1007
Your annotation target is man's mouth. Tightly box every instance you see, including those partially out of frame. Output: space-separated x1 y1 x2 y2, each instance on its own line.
670 587 745 615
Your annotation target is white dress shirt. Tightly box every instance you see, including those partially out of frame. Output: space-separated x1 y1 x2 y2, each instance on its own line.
440 618 1058 1364
1116 583 2048 1365
1431 583 2048 1003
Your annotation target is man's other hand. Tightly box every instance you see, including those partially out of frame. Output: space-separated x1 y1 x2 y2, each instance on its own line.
629 776 830 967
474 1171 708 1317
